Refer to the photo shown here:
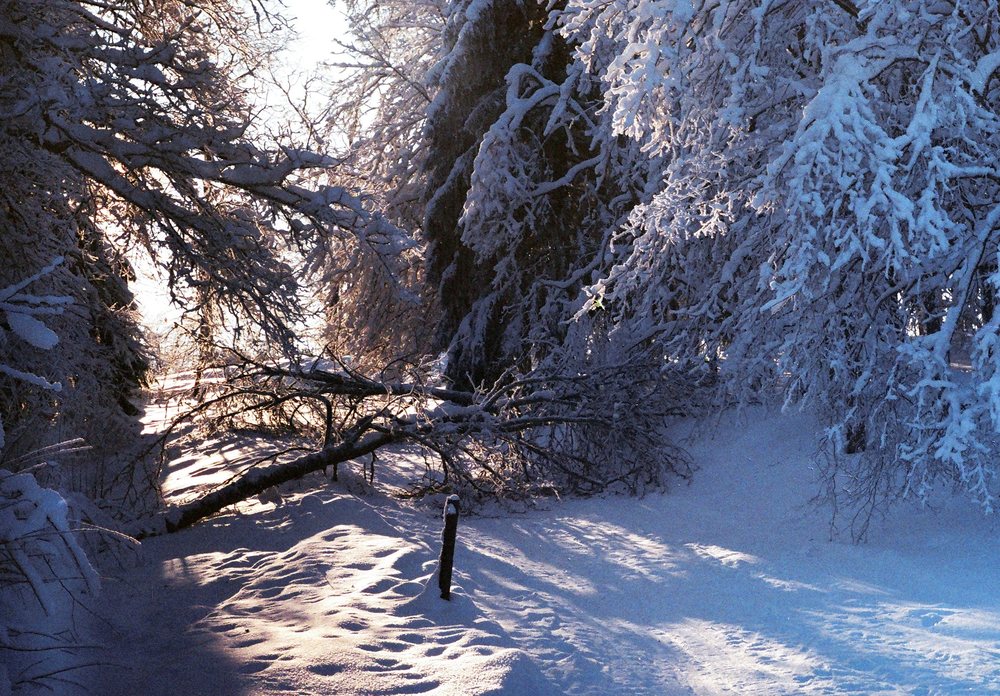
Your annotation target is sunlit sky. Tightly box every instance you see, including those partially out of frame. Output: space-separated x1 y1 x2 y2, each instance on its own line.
131 0 350 333
280 0 346 68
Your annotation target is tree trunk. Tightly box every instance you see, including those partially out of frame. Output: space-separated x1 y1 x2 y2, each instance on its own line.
136 431 397 537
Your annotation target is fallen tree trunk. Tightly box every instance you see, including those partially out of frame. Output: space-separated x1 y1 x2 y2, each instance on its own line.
134 430 397 538
129 358 691 538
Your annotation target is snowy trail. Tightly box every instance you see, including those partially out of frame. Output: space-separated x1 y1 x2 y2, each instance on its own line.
89 401 1000 694
464 497 1000 694
92 481 554 695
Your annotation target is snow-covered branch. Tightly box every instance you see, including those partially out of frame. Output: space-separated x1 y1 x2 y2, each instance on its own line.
552 0 1000 528
137 350 691 534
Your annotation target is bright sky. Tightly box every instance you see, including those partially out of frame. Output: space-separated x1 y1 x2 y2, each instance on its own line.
279 0 347 68
264 0 352 147
132 0 350 336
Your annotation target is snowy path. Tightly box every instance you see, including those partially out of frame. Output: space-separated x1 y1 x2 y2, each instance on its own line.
89 407 1000 694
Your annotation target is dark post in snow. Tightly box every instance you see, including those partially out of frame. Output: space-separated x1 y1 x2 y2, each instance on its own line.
438 495 460 600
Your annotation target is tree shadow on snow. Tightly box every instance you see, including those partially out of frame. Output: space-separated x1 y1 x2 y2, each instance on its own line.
458 508 1000 695
96 480 562 695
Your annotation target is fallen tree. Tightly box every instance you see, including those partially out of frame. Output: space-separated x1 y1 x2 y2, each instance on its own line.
132 354 693 536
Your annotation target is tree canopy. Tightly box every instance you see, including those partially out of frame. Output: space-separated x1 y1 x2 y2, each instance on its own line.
2 0 999 534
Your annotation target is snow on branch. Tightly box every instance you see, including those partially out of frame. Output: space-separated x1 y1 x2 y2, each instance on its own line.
554 0 1000 529
0 259 70 450
6 0 418 354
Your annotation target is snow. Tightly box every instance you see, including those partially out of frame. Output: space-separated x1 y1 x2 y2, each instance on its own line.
970 50 1000 94
4 312 59 350
0 364 61 392
86 400 1000 694
1 469 100 692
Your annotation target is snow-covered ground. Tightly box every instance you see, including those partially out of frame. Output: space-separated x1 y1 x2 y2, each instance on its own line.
87 396 1000 694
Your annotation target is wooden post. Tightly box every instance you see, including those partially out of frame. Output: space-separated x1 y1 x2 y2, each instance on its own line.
438 495 460 600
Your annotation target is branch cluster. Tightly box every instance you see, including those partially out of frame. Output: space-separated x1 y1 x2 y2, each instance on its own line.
143 348 691 533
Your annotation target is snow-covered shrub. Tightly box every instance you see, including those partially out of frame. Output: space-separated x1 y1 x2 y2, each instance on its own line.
0 469 100 694
0 263 100 693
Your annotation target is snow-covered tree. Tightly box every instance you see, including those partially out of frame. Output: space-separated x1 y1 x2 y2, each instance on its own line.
420 0 660 389
330 0 446 232
419 0 547 386
315 0 446 372
1 0 413 504
559 0 1000 530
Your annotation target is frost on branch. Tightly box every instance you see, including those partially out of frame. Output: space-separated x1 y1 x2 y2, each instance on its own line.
329 0 446 234
318 0 446 369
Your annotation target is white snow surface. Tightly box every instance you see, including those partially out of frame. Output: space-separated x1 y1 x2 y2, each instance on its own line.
88 397 1000 695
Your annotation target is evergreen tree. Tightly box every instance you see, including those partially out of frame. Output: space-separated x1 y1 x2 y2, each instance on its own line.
422 0 657 388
